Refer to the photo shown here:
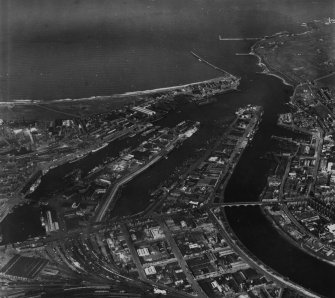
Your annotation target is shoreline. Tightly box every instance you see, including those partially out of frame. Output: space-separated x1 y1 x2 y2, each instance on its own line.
0 76 238 106
213 208 322 298
248 50 295 88
248 25 335 268
247 27 307 89
261 207 335 267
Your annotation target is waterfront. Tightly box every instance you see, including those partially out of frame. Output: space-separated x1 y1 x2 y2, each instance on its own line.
1 0 335 296
5 69 335 296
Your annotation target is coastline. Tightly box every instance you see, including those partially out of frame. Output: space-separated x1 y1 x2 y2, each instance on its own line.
261 207 335 267
247 27 308 89
248 49 295 88
0 76 239 106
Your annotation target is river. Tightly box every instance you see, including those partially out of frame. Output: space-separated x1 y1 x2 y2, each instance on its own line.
1 0 335 296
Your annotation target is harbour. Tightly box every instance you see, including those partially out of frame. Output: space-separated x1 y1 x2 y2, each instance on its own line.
1 0 335 296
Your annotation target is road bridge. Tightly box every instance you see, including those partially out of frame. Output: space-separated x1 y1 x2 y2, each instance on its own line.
213 198 308 207
217 201 263 207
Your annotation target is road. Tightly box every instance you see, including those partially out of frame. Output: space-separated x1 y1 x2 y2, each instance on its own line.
120 223 195 298
157 218 209 298
119 223 147 280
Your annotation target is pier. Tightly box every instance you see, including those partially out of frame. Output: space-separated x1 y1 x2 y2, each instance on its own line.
219 35 261 41
190 51 234 77
314 71 335 82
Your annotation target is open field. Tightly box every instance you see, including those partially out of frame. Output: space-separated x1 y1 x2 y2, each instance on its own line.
253 20 335 85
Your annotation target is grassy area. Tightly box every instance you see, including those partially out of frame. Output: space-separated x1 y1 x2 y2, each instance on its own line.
254 21 335 84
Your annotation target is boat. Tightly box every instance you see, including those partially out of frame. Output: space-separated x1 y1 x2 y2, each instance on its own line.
88 165 103 176
27 177 42 194
141 127 159 137
69 153 85 163
91 142 109 153
129 132 137 138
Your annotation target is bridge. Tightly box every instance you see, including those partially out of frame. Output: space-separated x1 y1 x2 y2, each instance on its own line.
216 201 264 207
214 198 308 207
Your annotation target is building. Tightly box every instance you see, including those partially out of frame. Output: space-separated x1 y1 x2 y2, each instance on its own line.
46 211 54 232
137 247 150 257
144 266 156 275
132 106 156 116
327 223 335 236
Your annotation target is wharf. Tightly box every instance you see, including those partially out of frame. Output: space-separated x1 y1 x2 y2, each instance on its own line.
94 154 163 222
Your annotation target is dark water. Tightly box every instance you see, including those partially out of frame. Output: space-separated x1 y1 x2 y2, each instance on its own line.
1 0 335 296
1 0 334 101
0 204 45 244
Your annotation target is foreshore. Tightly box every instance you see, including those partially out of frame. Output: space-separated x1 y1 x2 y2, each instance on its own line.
262 207 335 267
248 48 295 88
0 75 239 121
0 76 238 106
247 28 306 89
214 208 321 298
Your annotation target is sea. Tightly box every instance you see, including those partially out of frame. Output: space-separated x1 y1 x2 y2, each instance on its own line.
1 0 335 296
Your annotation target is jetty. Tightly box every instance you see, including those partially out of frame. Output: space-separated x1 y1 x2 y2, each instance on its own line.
219 35 261 41
190 51 234 77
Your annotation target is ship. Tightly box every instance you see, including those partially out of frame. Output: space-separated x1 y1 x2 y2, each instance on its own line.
129 132 138 138
69 153 85 163
91 142 109 153
141 127 158 137
26 177 42 194
87 165 104 176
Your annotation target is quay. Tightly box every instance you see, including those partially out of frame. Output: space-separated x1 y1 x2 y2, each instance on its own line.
94 154 163 222
94 121 199 222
